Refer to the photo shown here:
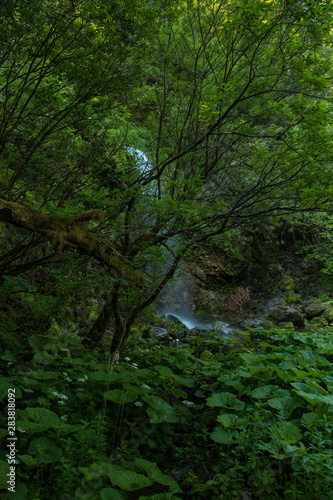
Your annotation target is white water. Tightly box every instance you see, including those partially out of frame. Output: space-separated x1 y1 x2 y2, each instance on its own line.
126 147 151 172
161 311 235 336
164 312 202 330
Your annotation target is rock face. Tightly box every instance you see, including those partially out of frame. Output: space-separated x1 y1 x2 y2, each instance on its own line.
157 244 247 316
157 238 333 333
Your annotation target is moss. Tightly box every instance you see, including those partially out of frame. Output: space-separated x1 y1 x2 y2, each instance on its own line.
324 309 333 324
49 318 63 336
0 197 148 287
259 319 275 329
280 275 295 291
304 316 329 332
279 322 295 329
285 294 301 305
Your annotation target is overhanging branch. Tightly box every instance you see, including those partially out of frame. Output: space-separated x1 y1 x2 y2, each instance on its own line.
0 198 148 287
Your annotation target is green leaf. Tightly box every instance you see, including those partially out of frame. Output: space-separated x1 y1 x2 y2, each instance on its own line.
0 378 21 402
259 441 306 460
79 463 120 481
108 470 153 491
27 370 59 380
156 366 174 378
18 407 60 433
144 395 179 423
206 392 245 411
1 350 14 362
28 335 51 352
90 371 123 383
249 385 279 399
0 460 10 489
104 389 138 404
0 428 8 440
135 458 181 492
210 426 237 444
239 353 262 364
267 397 302 412
217 414 247 430
29 437 62 463
101 488 125 500
17 454 39 466
302 412 325 428
270 421 302 444
26 407 60 427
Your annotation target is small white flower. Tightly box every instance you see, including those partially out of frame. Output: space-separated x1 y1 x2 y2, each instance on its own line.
52 391 59 397
141 384 151 390
65 377 72 382
58 401 65 405
60 415 68 422
17 427 26 433
77 378 86 383
131 363 138 369
124 357 131 362
59 394 68 400
63 372 68 377
182 400 194 407
23 388 34 393
134 401 143 407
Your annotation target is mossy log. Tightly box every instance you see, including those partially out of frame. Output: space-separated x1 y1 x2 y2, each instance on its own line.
0 198 147 287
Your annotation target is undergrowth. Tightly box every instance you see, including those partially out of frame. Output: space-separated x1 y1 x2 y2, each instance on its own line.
1 326 333 499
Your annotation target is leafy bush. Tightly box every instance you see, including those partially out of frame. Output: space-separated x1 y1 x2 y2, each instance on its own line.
1 326 333 498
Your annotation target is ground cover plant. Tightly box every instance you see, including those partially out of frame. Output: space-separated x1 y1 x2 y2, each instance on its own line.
1 326 333 499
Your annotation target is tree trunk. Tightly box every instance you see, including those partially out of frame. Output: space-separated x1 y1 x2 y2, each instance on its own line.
85 285 125 351
109 255 181 357
84 294 115 348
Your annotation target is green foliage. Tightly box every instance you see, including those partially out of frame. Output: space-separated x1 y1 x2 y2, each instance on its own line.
2 1 333 497
1 326 333 498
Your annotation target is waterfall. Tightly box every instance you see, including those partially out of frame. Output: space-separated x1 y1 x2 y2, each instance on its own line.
125 147 151 173
126 146 238 337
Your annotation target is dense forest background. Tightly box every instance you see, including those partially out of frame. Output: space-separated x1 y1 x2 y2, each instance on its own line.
2 0 333 498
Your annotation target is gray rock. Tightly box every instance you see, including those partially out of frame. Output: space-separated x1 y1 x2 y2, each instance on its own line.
267 305 304 327
303 303 327 320
263 297 285 312
150 327 168 339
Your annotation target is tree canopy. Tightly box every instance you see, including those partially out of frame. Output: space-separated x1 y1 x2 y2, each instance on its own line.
1 0 333 355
